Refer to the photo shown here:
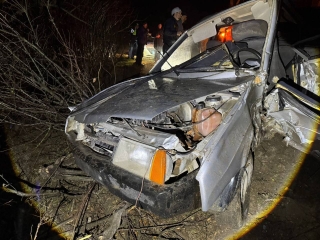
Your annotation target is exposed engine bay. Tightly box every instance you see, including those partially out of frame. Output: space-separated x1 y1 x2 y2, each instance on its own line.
74 88 243 179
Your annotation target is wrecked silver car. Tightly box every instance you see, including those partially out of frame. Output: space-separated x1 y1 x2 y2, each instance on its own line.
65 0 319 226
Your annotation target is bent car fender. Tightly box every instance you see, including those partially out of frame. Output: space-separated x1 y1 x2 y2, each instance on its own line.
196 92 254 211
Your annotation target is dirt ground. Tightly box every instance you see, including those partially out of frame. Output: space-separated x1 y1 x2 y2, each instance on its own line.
1 49 320 240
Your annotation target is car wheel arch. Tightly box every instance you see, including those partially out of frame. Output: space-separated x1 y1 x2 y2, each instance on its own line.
212 150 254 228
210 148 254 211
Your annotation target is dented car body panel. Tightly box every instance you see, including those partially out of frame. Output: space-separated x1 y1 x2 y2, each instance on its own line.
65 0 319 218
72 75 254 123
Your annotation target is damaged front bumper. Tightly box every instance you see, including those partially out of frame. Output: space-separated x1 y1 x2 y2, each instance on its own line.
67 131 201 218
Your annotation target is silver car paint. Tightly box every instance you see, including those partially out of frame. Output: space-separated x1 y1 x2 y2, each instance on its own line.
195 0 279 211
71 76 253 123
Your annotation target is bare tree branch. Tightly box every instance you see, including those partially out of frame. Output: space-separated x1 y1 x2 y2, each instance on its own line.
0 0 135 130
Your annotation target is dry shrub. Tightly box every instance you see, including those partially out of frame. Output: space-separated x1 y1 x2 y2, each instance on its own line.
0 0 135 130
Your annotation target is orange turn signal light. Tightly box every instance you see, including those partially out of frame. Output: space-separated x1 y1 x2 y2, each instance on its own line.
149 149 166 184
217 26 233 42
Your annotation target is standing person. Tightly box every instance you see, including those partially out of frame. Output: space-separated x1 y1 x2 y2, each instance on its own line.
177 14 187 33
163 7 182 54
128 23 139 59
154 23 163 61
136 22 148 66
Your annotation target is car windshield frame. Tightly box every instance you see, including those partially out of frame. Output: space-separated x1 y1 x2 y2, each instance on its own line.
150 0 279 76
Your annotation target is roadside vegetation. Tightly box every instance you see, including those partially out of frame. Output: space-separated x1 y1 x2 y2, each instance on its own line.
0 0 135 130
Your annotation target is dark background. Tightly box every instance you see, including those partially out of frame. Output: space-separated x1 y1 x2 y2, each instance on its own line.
131 0 230 35
131 0 320 38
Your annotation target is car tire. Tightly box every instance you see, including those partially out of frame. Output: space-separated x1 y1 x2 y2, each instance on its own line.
214 152 253 229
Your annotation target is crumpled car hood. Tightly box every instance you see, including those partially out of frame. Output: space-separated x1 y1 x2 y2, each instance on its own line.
71 75 254 123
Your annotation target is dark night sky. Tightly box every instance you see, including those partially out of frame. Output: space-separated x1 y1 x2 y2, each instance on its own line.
131 0 320 36
131 0 230 35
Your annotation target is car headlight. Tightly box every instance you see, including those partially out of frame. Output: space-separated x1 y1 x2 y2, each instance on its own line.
113 137 173 184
